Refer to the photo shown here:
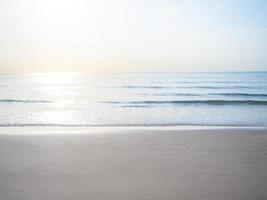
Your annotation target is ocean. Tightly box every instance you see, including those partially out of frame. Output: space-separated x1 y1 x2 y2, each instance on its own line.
0 72 267 127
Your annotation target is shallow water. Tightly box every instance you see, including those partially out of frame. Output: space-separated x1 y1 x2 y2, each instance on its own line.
0 72 267 126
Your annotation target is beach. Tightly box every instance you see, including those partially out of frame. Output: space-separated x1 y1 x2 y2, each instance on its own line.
1 0 267 199
0 127 266 200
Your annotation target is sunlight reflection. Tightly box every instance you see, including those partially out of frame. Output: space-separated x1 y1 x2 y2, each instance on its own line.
28 74 86 107
29 73 80 85
41 111 72 124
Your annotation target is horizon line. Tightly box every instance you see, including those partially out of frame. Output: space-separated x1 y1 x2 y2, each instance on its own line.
0 70 267 76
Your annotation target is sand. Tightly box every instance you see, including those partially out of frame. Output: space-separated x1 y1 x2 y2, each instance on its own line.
0 127 266 200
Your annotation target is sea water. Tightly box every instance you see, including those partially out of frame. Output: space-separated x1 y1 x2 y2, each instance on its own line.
0 72 267 127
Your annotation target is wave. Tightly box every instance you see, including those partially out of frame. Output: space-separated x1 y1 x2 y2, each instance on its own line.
151 80 267 83
192 86 255 89
210 93 267 97
122 86 167 89
121 85 262 89
141 92 267 97
141 93 201 97
0 123 263 127
0 99 53 104
104 100 267 106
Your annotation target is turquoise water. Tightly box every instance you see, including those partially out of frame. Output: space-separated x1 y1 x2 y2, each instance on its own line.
0 72 267 127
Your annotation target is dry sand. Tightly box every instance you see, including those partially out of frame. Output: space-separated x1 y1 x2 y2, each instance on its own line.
0 127 266 200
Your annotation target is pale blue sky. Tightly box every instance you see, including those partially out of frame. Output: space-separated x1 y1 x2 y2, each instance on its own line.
0 0 266 73
187 0 267 28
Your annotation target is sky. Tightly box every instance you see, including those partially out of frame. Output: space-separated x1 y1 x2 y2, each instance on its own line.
0 0 266 74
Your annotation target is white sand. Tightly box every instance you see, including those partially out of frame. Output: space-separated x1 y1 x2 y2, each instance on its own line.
0 127 266 200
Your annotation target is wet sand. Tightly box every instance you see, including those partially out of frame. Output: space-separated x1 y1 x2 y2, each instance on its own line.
0 127 267 200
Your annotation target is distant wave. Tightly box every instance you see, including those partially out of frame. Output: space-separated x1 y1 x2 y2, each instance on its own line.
210 93 267 97
0 123 263 127
0 99 53 104
141 92 267 97
121 85 262 89
122 86 167 89
151 81 244 84
192 86 255 89
141 93 201 97
186 86 263 89
104 100 267 106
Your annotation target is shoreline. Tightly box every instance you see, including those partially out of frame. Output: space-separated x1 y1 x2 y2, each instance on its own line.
0 125 266 135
